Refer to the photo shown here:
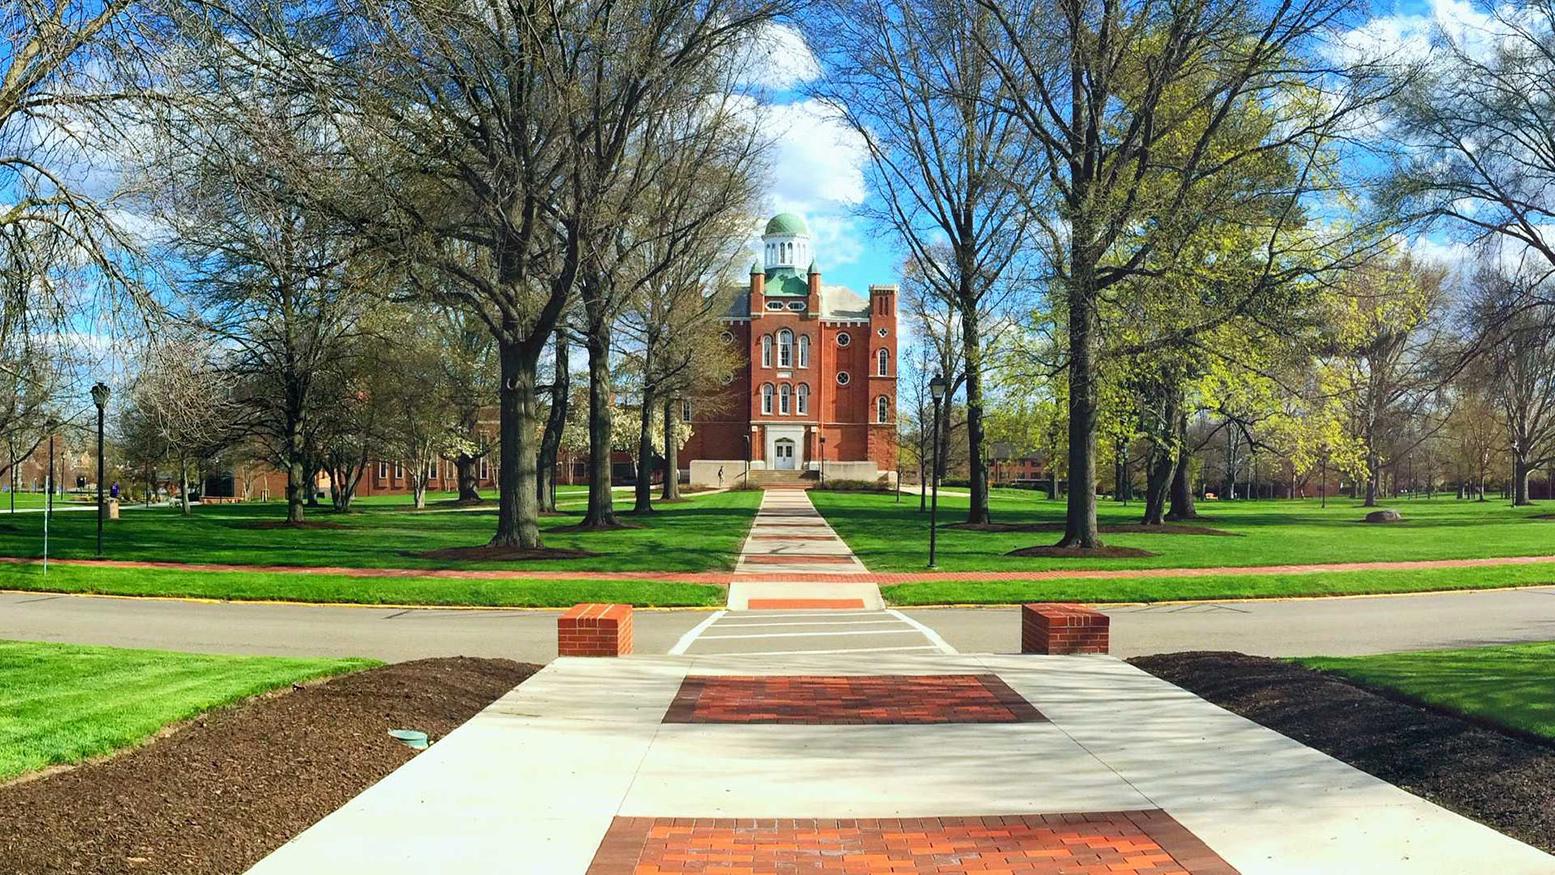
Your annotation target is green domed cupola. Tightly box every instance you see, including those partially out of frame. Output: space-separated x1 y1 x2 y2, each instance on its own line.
764 212 809 236
761 212 812 273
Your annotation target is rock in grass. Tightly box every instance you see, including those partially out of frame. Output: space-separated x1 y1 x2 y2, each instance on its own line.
1364 509 1403 523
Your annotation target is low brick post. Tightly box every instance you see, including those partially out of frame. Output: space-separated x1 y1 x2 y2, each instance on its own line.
558 604 633 657
1021 603 1109 655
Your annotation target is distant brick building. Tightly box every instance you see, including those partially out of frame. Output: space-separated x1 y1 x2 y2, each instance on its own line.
680 213 898 486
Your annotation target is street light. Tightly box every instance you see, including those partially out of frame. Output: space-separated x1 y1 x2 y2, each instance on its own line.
91 382 111 558
819 434 827 486
43 417 57 575
744 434 751 487
928 373 947 569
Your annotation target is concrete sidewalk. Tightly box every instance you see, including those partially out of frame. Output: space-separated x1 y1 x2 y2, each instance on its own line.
247 652 1555 874
726 490 883 612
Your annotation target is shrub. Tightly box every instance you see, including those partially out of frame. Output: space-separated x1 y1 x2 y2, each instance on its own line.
814 479 891 493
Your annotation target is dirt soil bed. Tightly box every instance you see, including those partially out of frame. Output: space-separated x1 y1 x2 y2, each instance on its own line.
412 544 598 561
0 657 537 875
1131 651 1555 854
1005 544 1158 559
952 521 1235 536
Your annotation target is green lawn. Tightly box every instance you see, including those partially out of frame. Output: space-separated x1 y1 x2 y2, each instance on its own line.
0 640 374 781
1299 642 1555 742
0 491 51 510
813 490 1555 572
0 489 759 573
0 563 726 607
881 563 1555 605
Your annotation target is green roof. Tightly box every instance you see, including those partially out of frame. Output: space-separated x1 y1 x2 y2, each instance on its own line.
763 267 808 296
764 212 809 236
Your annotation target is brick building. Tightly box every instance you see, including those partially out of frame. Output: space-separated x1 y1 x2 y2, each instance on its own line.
680 213 898 487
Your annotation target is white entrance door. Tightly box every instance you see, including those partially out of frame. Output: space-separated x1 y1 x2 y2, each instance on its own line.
774 439 796 470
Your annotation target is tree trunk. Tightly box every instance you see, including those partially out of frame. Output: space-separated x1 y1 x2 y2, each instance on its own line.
1141 446 1172 526
661 398 680 501
633 385 656 514
581 321 619 528
960 304 991 525
1513 453 1531 505
537 327 568 512
1164 411 1195 519
1058 254 1100 548
491 335 543 549
456 454 481 502
179 456 191 516
1363 452 1380 507
284 413 305 524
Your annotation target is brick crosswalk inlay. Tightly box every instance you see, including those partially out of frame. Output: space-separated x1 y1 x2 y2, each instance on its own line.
585 812 1240 874
662 674 1044 724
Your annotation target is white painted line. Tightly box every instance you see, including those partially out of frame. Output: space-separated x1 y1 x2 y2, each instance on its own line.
699 628 924 641
709 619 905 628
887 609 958 655
713 611 887 620
668 610 725 656
704 645 941 656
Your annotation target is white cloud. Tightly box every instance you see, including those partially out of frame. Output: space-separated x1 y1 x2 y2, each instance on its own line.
1332 0 1534 66
742 98 872 269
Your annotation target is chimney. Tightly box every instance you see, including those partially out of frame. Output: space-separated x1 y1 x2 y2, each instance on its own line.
807 261 821 317
750 261 764 316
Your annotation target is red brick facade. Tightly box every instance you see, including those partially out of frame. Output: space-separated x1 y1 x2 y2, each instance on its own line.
679 214 898 478
1022 603 1111 655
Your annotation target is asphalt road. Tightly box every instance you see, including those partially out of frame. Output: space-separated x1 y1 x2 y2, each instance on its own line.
6 585 1555 661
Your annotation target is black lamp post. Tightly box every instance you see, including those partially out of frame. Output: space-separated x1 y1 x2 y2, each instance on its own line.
43 417 56 574
928 373 947 569
819 434 826 486
744 434 751 486
91 382 111 558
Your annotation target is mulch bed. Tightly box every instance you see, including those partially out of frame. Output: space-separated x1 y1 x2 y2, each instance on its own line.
1130 651 1555 854
951 522 1236 537
1005 544 1158 559
0 657 537 875
412 544 598 561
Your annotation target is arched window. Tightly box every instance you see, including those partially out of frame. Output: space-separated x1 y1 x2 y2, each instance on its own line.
797 335 810 368
797 383 810 415
761 334 772 368
761 383 774 415
779 383 792 414
877 395 889 423
876 348 889 376
778 329 793 368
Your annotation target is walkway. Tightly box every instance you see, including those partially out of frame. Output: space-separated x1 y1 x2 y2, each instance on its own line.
675 491 952 657
246 651 1555 874
10 584 1555 663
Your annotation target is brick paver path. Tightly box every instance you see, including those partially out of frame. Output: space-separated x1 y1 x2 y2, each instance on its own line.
662 674 1045 724
587 813 1237 875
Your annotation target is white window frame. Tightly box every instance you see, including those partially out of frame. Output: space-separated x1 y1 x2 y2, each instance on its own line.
797 335 810 368
761 383 774 415
837 331 851 348
778 329 793 368
479 458 490 481
378 461 389 481
797 383 809 415
761 335 772 368
877 348 889 376
779 383 791 415
837 371 850 386
681 399 692 421
877 395 889 423
393 462 404 480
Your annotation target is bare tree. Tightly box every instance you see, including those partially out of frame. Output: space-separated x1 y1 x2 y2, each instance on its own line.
129 332 241 514
975 0 1391 547
812 0 1035 525
1465 267 1555 505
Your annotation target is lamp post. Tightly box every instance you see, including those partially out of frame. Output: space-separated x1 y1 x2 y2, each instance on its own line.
744 434 751 487
91 382 111 558
819 434 826 486
928 373 947 569
44 417 57 575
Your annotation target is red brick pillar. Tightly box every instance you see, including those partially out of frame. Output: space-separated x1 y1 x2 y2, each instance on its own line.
558 604 633 657
1021 603 1109 655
